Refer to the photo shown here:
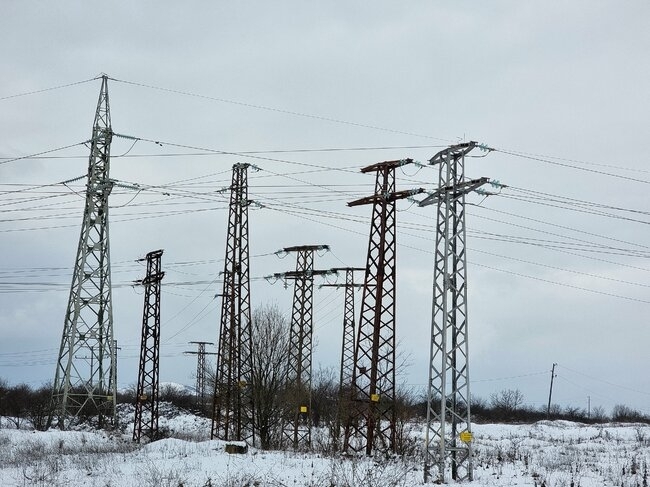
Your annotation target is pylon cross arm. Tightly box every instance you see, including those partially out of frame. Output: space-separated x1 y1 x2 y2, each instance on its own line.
419 177 489 207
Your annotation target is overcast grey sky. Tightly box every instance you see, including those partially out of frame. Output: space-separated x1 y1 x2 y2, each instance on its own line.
1 1 649 415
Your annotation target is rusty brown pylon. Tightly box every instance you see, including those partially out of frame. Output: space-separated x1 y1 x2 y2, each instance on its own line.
212 163 255 443
320 267 364 449
133 249 165 443
184 341 217 410
343 159 423 455
270 245 331 450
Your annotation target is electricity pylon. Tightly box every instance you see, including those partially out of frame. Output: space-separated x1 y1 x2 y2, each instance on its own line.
320 267 364 449
343 159 424 455
271 245 331 450
133 250 165 443
420 142 488 483
185 341 217 410
51 75 117 429
211 163 255 443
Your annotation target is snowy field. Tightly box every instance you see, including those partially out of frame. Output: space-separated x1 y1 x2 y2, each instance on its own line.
1 408 648 486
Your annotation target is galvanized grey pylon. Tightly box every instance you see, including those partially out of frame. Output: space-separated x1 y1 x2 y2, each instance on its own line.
52 75 117 429
420 142 488 482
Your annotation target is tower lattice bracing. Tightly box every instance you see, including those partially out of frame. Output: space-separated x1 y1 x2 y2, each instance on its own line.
52 75 117 429
211 164 255 443
321 267 363 448
420 142 488 482
343 159 423 455
133 250 164 443
276 245 329 450
186 341 216 410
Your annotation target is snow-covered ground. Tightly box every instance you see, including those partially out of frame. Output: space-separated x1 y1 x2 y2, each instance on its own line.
1 407 648 486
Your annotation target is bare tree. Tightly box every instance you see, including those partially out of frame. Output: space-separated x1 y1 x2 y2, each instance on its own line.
490 389 525 418
612 404 646 423
4 383 31 429
250 303 290 449
27 383 55 431
591 405 608 422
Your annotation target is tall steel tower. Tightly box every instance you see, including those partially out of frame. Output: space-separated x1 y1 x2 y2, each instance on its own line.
185 341 216 410
272 245 330 450
320 267 363 448
133 250 165 443
211 163 255 443
343 159 423 455
420 142 488 482
51 75 117 429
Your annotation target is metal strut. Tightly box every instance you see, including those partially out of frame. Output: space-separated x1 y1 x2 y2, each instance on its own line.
133 249 165 443
343 159 424 455
211 163 255 443
421 141 488 483
51 75 117 429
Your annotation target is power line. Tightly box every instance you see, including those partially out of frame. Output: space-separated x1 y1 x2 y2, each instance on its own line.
470 261 650 304
495 148 650 185
0 77 99 102
0 144 448 161
108 77 454 143
0 141 92 167
557 363 650 397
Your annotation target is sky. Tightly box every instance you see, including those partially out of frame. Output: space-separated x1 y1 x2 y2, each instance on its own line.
1 1 650 416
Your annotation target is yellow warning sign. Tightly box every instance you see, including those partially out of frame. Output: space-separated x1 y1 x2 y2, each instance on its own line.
370 394 380 403
459 430 473 443
300 406 308 413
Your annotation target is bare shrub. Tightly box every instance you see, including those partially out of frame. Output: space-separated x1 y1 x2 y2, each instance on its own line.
322 456 414 487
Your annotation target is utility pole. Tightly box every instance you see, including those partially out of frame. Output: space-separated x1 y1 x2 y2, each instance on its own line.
421 142 489 483
271 245 331 450
133 250 165 443
211 163 255 443
547 363 557 420
320 267 364 450
587 396 591 420
51 75 117 429
343 159 424 456
184 341 217 410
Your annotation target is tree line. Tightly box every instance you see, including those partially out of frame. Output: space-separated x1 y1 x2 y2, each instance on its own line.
1 304 648 440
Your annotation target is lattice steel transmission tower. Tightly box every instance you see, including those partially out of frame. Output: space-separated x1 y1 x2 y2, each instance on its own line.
419 142 488 483
52 75 117 429
133 250 165 443
185 341 216 410
343 159 423 455
211 163 255 443
320 267 363 448
272 245 330 450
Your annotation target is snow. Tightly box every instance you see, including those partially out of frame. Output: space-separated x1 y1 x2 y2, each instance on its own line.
1 408 648 486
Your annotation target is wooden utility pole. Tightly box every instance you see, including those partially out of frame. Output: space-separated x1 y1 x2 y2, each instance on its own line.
546 363 557 420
